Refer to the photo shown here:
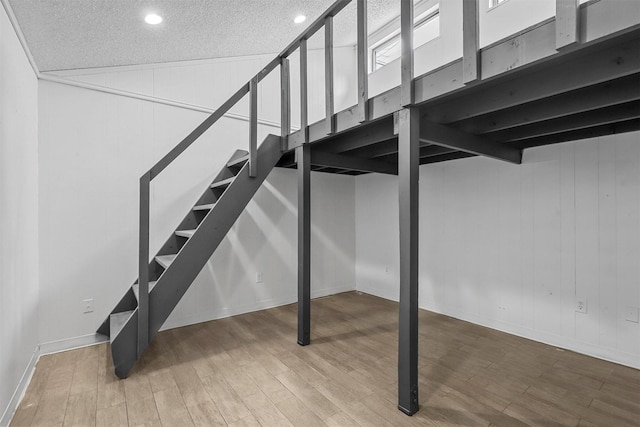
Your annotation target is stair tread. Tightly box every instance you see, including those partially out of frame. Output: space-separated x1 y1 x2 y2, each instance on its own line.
175 229 196 238
110 310 134 341
210 176 235 189
227 154 249 168
193 203 215 211
132 281 157 300
155 254 177 269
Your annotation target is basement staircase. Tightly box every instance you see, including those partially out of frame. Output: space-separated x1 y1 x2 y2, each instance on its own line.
97 135 283 378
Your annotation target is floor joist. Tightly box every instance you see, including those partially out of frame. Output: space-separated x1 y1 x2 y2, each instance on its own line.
420 120 522 164
311 150 397 175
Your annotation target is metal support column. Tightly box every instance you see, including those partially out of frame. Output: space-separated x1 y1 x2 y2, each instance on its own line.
297 143 311 346
397 107 419 416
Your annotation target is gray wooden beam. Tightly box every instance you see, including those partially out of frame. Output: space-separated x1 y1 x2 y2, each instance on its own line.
297 143 311 346
325 16 336 135
556 0 579 50
401 0 414 106
512 118 640 149
357 0 369 122
421 120 522 164
300 38 309 143
419 37 640 123
281 58 291 152
249 77 258 177
462 0 480 84
488 101 640 142
138 171 151 357
311 150 398 175
454 73 640 134
397 107 419 416
316 117 396 153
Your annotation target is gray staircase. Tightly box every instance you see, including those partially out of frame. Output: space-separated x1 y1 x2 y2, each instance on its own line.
97 134 283 378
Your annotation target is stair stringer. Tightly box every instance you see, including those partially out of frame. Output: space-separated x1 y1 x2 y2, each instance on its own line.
148 134 283 338
110 309 138 378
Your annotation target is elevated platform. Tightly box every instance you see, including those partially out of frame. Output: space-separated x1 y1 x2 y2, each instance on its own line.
279 0 640 174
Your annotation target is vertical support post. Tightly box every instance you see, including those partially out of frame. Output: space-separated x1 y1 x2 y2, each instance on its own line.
462 0 480 84
249 77 258 177
356 0 369 122
297 144 311 346
556 0 579 49
281 58 291 152
325 16 335 135
300 39 309 143
401 0 414 106
138 171 151 357
397 107 419 416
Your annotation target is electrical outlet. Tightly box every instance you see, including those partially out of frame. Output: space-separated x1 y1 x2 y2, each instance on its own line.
256 272 263 283
624 306 639 323
83 298 94 313
575 297 587 314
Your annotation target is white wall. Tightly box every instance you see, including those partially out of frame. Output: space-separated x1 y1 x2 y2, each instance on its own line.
0 3 39 424
52 45 358 129
37 57 356 344
355 132 640 368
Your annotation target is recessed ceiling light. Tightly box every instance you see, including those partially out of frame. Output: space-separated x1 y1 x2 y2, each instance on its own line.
145 14 163 25
294 15 306 24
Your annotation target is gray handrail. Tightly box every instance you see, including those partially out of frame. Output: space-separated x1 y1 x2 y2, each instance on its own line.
137 0 355 354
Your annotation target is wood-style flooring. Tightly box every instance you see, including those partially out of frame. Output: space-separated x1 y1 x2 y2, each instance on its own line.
10 291 640 426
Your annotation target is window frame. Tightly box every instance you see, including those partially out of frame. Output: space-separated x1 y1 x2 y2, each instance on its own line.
370 6 440 73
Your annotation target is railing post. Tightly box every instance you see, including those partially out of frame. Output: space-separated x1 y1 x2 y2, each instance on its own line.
463 0 480 84
325 16 335 135
556 0 579 49
357 0 369 122
138 171 151 356
300 38 309 143
249 78 258 177
401 0 414 106
281 58 291 151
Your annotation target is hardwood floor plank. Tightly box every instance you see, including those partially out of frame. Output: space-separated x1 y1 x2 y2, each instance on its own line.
154 386 194 426
63 390 97 426
30 386 69 426
273 394 327 427
11 292 638 427
185 400 226 427
123 374 154 403
241 389 294 426
96 402 128 427
275 369 340 420
126 396 161 426
200 375 251 424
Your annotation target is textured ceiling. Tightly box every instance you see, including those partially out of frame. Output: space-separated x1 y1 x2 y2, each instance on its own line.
9 0 408 72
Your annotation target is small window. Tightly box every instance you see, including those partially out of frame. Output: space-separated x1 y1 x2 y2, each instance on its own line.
371 6 440 72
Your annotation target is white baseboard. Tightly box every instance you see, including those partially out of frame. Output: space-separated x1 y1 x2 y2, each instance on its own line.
0 348 38 427
38 333 109 356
